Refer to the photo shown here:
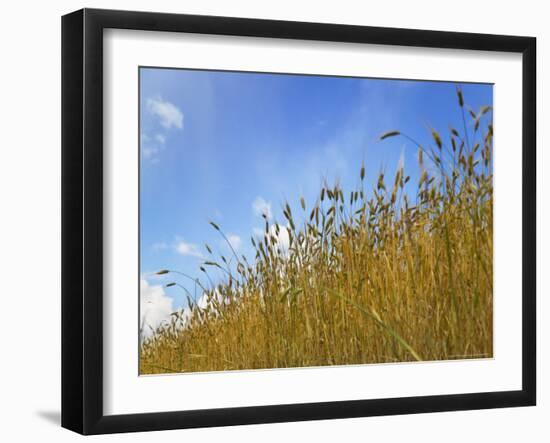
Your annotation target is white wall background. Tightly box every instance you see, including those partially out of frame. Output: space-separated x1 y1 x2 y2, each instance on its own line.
0 0 546 441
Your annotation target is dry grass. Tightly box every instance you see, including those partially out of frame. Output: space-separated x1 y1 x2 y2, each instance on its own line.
140 89 493 374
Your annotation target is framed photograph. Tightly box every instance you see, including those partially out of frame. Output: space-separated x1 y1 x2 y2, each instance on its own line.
61 8 536 435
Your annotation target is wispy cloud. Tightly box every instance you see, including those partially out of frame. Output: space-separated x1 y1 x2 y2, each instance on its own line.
142 98 183 163
252 196 273 220
226 234 242 251
147 96 184 129
142 145 159 159
152 241 169 251
175 240 203 258
141 132 163 163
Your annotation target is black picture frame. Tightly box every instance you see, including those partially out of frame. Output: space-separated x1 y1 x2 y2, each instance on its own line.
62 8 536 435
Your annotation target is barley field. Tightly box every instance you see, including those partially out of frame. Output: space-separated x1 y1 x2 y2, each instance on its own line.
140 88 493 374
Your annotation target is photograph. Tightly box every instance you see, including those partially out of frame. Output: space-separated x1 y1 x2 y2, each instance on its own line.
138 68 494 375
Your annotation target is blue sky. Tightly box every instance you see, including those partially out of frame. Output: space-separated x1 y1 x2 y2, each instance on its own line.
139 67 492 314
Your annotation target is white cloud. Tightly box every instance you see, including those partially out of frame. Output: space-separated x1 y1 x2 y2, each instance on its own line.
270 224 290 251
142 146 159 159
226 234 242 251
252 196 273 220
147 96 184 129
175 240 203 258
253 224 290 252
155 133 166 144
196 289 226 312
140 279 174 339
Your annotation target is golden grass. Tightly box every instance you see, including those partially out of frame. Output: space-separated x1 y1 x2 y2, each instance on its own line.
140 89 493 374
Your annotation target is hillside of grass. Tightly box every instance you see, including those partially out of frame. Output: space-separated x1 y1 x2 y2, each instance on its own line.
140 89 493 374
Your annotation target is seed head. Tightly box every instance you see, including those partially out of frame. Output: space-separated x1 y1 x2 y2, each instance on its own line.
380 130 400 140
431 129 443 150
456 87 464 107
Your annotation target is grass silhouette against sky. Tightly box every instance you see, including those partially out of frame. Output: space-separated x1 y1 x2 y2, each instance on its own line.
139 68 492 328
